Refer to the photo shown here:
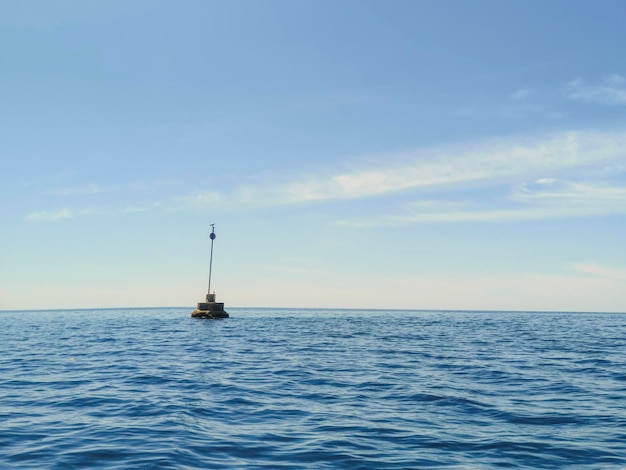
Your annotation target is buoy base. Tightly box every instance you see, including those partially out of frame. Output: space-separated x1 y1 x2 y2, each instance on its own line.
191 295 229 319
191 309 229 319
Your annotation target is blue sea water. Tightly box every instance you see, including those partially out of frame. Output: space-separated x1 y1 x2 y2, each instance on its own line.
0 308 625 469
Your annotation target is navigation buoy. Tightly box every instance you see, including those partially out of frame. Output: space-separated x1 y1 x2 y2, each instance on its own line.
192 224 229 319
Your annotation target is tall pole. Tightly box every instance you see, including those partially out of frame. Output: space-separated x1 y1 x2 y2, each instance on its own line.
207 224 216 296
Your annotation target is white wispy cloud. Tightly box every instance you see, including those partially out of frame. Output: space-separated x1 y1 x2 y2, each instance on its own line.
24 202 163 222
38 129 624 225
512 180 626 205
455 87 564 120
227 130 626 206
173 191 222 207
46 183 106 196
570 262 626 283
509 88 534 100
500 103 565 120
535 178 557 185
566 74 626 105
338 205 564 226
339 179 626 226
291 92 377 110
122 202 162 214
24 207 94 222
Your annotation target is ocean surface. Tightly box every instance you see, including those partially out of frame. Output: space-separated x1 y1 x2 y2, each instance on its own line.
1 308 625 469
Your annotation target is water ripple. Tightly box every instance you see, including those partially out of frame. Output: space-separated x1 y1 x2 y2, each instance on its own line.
1 308 625 468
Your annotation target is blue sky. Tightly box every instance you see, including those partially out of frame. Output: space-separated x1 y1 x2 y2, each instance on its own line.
2 0 626 311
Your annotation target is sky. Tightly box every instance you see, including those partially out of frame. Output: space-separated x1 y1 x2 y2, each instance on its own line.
2 0 626 312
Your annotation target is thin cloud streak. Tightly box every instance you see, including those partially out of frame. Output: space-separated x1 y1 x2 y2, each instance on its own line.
338 207 576 226
122 203 162 214
509 88 534 100
570 262 626 282
171 191 222 209
24 207 94 222
513 180 626 203
566 74 626 105
30 130 626 223
338 180 626 227
229 130 626 206
24 203 163 222
46 183 105 196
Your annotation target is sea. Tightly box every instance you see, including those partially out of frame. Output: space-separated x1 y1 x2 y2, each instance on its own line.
0 308 625 469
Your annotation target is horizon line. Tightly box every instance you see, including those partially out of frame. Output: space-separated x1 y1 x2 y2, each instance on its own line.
1 306 624 315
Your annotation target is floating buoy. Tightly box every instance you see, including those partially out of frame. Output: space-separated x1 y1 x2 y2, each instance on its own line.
192 224 229 319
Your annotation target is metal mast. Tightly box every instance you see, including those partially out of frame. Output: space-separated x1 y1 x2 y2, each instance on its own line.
207 224 216 296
